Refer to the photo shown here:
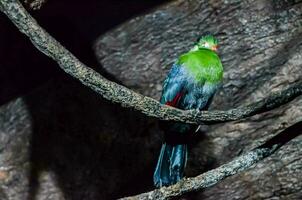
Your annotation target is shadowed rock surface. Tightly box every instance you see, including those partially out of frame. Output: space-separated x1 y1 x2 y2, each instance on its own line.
0 0 302 199
0 77 160 200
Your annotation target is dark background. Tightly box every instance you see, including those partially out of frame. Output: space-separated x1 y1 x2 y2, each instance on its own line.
0 0 167 105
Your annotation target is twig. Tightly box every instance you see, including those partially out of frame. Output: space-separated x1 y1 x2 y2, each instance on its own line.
24 0 48 10
0 0 301 125
120 120 302 200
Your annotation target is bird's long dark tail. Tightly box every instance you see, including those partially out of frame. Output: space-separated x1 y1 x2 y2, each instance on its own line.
153 143 187 187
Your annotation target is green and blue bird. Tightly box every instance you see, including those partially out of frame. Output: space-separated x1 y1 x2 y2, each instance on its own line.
154 34 223 187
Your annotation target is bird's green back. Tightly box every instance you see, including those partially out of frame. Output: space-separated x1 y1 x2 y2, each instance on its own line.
177 48 223 84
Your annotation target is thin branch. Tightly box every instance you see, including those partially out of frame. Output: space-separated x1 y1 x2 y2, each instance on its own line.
23 0 48 10
0 0 302 125
120 120 302 200
121 149 273 200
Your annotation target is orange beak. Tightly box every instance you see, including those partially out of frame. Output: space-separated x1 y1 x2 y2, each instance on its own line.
211 45 218 52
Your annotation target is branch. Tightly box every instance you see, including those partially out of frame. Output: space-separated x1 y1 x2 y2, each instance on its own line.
0 0 302 125
120 121 302 200
122 149 271 200
24 0 48 10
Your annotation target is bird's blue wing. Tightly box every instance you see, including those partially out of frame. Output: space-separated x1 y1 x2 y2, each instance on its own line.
160 63 187 107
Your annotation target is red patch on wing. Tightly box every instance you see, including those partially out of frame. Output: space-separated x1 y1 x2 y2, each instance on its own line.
166 92 183 107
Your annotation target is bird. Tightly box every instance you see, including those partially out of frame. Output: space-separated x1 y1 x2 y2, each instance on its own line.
153 34 223 187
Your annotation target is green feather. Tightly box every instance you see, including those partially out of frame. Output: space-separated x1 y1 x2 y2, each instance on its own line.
177 48 223 83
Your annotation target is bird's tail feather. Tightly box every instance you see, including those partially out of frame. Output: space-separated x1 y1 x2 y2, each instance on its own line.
153 143 187 187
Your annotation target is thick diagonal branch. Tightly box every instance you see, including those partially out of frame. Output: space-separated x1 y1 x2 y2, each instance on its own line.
120 121 302 200
0 0 301 125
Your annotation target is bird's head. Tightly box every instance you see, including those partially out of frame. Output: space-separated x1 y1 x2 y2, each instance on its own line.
191 35 218 52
